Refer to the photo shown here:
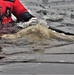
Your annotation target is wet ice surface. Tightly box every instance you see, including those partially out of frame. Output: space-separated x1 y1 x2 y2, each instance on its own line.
1 63 74 74
0 0 74 74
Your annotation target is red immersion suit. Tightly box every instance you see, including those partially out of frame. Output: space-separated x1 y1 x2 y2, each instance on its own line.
0 0 33 34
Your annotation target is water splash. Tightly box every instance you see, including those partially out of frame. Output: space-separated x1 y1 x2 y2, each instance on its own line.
1 20 74 43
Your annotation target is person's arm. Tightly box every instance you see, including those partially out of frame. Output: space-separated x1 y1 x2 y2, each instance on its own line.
12 0 33 22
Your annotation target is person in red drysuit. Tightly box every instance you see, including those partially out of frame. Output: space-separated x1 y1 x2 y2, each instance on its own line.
0 0 37 34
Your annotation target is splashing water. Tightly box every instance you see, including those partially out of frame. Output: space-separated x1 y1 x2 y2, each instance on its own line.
1 20 74 43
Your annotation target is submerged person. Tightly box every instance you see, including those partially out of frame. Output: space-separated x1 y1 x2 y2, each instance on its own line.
0 0 37 34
